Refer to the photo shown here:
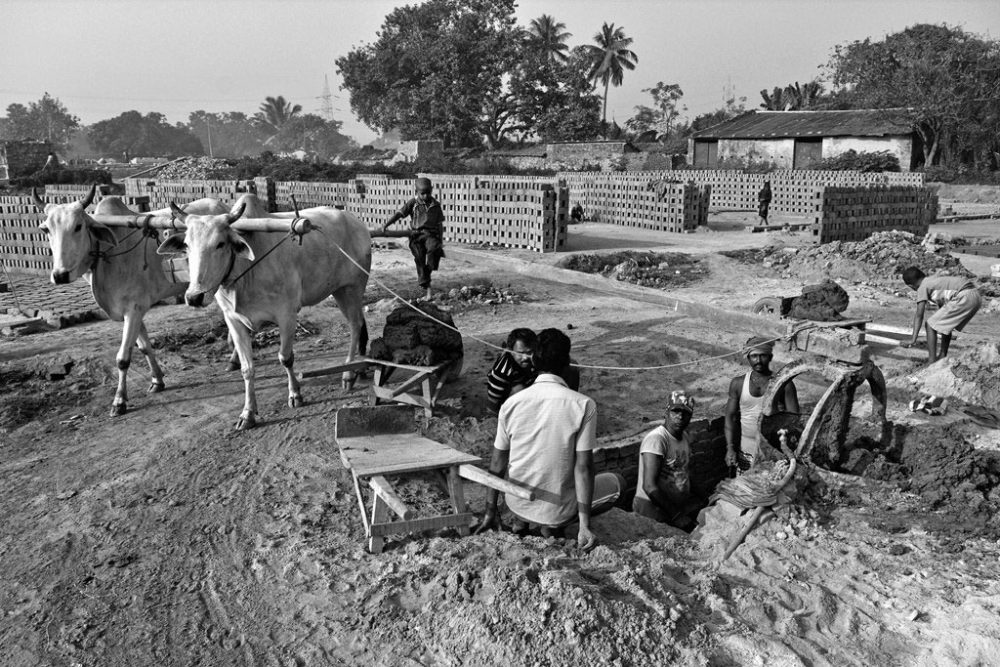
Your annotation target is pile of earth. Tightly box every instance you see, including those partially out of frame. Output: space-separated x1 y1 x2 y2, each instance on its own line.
438 282 523 309
864 422 1000 541
905 341 1000 408
368 301 464 370
723 231 972 285
558 251 708 288
154 156 236 179
0 356 112 432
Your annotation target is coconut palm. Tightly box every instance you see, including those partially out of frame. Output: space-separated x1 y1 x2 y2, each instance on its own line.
528 14 572 64
258 95 302 133
580 23 639 125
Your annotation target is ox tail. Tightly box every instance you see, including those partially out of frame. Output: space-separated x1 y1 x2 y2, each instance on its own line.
359 320 368 357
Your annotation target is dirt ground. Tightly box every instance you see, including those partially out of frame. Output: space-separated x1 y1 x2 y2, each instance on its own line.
2 212 1000 666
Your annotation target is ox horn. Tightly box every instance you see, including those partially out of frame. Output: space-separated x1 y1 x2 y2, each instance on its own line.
169 202 189 223
226 202 247 225
31 188 47 211
79 184 97 209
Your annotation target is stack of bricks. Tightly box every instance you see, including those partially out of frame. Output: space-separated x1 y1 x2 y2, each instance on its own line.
592 416 728 504
557 169 927 216
0 195 49 275
812 185 938 243
123 178 254 209
581 173 707 231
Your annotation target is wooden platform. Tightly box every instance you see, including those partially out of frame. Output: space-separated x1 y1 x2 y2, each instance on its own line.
335 405 532 553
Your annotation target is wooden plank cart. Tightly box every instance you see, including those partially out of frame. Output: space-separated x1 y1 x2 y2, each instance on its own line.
335 405 532 553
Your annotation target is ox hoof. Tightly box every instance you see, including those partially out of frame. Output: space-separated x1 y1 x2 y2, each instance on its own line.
226 360 241 372
235 414 257 431
110 403 127 417
289 395 304 408
148 381 165 394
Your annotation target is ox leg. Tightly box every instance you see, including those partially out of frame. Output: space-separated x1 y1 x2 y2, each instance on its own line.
112 312 144 416
332 284 368 389
135 322 165 393
227 316 258 430
226 330 241 371
278 316 303 408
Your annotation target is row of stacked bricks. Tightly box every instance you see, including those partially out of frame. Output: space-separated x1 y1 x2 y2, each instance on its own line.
122 178 257 210
813 185 938 243
584 173 705 232
418 174 567 253
557 169 926 215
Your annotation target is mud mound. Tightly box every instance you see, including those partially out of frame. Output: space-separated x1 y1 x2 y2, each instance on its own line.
558 251 708 288
0 357 112 431
155 156 235 179
906 342 1000 407
864 423 1000 540
728 231 971 285
369 301 463 370
439 282 524 310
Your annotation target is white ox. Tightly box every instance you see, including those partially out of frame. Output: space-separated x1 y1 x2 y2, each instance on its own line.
33 185 229 416
156 194 371 430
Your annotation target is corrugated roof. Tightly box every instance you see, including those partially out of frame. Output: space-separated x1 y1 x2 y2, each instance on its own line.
692 109 914 139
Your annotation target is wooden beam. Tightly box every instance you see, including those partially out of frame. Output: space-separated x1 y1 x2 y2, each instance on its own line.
88 213 313 235
369 476 415 520
458 465 535 500
299 359 372 379
369 512 474 537
389 370 433 398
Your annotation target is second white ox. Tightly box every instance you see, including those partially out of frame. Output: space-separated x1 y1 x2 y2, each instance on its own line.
157 194 371 430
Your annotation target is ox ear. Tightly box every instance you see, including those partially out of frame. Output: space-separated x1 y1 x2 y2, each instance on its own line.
229 231 255 261
157 233 187 256
90 222 118 248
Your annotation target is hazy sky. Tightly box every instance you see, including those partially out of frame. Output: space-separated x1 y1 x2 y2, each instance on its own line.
3 0 997 144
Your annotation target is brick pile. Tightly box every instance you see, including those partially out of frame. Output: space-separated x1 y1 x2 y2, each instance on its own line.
812 185 937 243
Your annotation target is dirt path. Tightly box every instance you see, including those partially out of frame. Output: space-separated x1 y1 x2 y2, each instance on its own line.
2 242 999 666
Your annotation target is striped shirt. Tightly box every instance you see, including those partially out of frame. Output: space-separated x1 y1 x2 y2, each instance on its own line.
485 352 536 414
495 374 596 526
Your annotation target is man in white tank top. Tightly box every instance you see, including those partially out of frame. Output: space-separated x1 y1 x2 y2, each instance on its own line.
724 336 799 474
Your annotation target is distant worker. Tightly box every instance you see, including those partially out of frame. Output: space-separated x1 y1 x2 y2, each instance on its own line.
633 390 698 530
725 336 799 474
570 203 584 223
476 328 623 549
900 267 981 363
485 328 538 414
381 177 445 301
757 180 772 227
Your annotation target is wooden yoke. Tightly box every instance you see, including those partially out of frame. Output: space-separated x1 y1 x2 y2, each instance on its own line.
88 213 314 237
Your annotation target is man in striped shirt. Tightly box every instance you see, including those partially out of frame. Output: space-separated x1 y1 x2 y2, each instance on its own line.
485 328 538 414
901 267 982 363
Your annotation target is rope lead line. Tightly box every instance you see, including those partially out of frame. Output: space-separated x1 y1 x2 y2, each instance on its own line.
332 243 790 372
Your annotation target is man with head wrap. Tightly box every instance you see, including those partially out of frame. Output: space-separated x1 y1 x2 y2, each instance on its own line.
382 177 445 301
724 336 800 474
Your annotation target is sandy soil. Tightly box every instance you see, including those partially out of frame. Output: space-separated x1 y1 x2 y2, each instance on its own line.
2 223 1000 666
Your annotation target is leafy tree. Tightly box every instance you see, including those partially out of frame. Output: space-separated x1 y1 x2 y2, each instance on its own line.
188 111 268 158
527 14 572 64
759 80 825 110
828 23 1000 166
0 93 80 152
690 95 748 132
89 111 203 159
507 47 603 142
625 82 685 139
580 22 639 125
337 0 522 148
270 114 357 158
257 96 302 142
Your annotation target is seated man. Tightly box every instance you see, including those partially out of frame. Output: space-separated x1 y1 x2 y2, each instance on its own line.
900 267 982 363
475 328 623 549
632 391 697 530
485 328 538 415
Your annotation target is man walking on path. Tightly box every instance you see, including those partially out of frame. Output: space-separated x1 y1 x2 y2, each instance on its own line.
476 328 623 550
382 177 444 301
725 337 799 474
900 267 982 364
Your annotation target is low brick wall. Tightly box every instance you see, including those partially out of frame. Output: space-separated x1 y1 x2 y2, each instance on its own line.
593 416 728 506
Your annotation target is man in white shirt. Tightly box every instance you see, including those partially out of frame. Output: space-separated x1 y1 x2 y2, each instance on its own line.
475 328 622 549
632 390 697 529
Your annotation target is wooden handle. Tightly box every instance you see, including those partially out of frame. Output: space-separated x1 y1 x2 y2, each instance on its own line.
458 465 534 500
369 476 415 520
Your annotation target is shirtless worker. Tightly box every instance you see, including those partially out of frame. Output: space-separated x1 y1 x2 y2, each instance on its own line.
899 267 982 364
381 177 444 301
725 336 799 474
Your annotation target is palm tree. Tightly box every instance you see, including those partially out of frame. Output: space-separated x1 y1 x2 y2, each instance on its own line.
528 14 572 64
258 95 302 133
580 23 639 125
